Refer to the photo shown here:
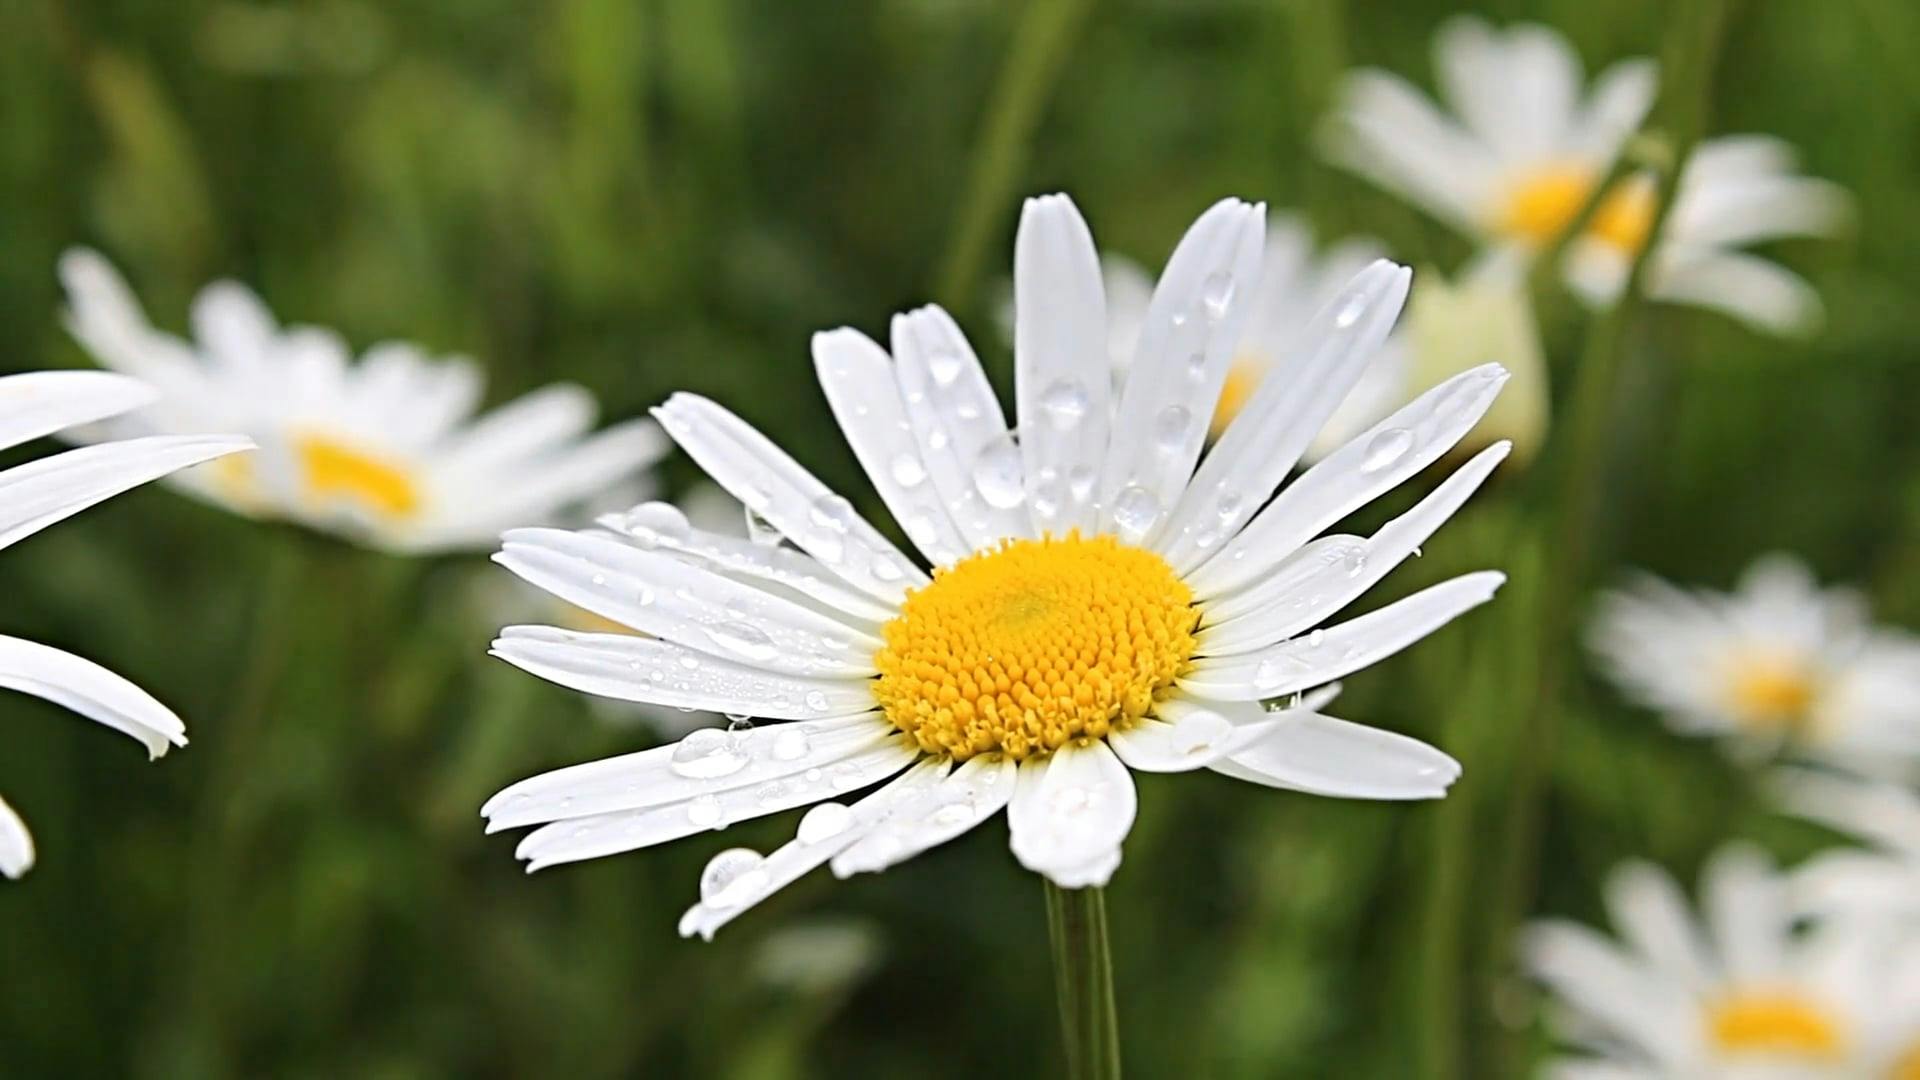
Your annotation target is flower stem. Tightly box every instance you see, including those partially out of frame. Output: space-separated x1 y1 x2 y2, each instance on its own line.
1044 880 1122 1080
933 0 1095 310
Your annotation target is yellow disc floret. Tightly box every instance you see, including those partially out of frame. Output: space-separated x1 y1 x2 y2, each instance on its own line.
873 533 1199 761
296 431 423 520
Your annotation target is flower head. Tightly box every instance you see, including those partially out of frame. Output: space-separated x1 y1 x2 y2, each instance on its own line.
58 249 668 553
1527 846 1920 1077
1589 554 1920 778
1321 17 1846 334
483 194 1510 938
0 371 251 878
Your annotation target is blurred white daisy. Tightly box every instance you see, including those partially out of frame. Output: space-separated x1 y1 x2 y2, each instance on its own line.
1776 769 1920 927
1589 554 1920 778
1527 845 1920 1078
0 370 251 878
1321 17 1847 334
58 249 669 554
482 194 1511 939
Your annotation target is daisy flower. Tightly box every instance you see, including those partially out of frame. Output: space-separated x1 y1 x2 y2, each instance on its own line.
57 249 669 554
1526 845 1920 1078
1321 17 1847 334
1776 769 1920 927
1588 554 1920 778
482 194 1512 939
0 370 251 878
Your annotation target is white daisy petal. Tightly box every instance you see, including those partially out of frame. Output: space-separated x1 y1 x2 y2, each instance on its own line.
1195 535 1367 627
1007 740 1137 888
190 280 280 380
514 735 922 871
1649 251 1824 336
599 502 896 624
495 527 880 677
1189 363 1508 601
1013 194 1111 536
1196 441 1511 654
0 635 187 758
812 328 970 566
1181 571 1506 700
1209 710 1459 798
1158 260 1411 571
0 795 32 879
0 434 255 551
1523 920 1697 1064
1099 198 1266 546
652 393 926 603
1604 861 1713 988
57 249 209 393
489 625 875 720
1320 71 1497 232
889 305 1032 547
677 760 951 940
481 713 888 831
1569 59 1657 160
0 371 156 453
438 383 597 469
831 753 1018 876
1703 843 1788 981
1108 696 1281 772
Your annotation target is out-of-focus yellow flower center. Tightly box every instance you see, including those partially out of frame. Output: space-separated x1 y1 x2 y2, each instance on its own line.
1725 652 1819 732
1707 993 1845 1059
873 534 1198 761
1210 356 1263 439
1498 166 1655 254
1893 1041 1920 1080
296 432 422 519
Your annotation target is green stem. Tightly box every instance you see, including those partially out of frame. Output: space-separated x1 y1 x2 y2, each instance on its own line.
932 0 1095 309
1044 881 1122 1080
1492 0 1731 1069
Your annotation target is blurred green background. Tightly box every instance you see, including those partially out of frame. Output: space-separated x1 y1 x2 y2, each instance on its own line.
2 1 1918 1077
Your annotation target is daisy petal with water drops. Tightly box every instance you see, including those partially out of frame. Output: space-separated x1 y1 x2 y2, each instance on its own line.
480 193 1507 938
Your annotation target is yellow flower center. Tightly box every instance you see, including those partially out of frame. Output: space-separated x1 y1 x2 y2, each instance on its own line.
1725 652 1819 732
1894 1041 1920 1080
295 432 422 520
1210 356 1262 439
1707 993 1845 1060
873 533 1199 761
1498 166 1654 254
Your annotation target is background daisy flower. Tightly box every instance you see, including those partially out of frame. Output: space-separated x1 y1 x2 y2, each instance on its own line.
1526 845 1920 1078
0 371 250 878
1588 554 1920 777
57 249 669 554
482 193 1511 939
1321 17 1847 334
1776 769 1920 927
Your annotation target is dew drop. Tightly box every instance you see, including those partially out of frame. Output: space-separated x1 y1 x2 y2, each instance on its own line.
927 347 965 388
1040 379 1090 431
889 453 928 488
670 729 750 780
686 794 726 828
1200 271 1236 319
797 801 853 844
698 847 768 908
622 503 691 549
744 505 782 547
771 726 811 761
1361 428 1414 473
809 494 855 534
1151 406 1191 454
1111 484 1162 541
1308 628 1326 649
804 689 831 713
1067 465 1096 502
1215 490 1242 521
1185 351 1208 378
971 434 1026 509
1344 549 1369 578
1334 292 1368 328
707 620 778 663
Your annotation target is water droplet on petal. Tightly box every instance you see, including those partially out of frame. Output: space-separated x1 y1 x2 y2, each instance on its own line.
804 689 831 713
707 620 777 663
1041 380 1090 431
1067 465 1096 502
1361 428 1414 473
972 434 1026 509
809 495 855 534
1201 271 1236 319
699 847 768 907
744 505 782 546
1307 628 1326 648
671 729 750 779
927 347 964 388
623 503 691 549
1111 485 1162 541
889 453 928 488
1151 406 1191 454
771 726 811 761
686 794 726 829
797 801 852 844
1334 292 1368 328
